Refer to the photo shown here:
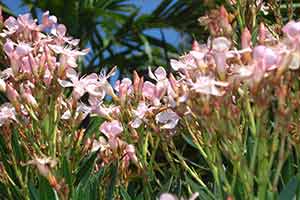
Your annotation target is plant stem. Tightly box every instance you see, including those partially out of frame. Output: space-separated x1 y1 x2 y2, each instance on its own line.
272 132 287 191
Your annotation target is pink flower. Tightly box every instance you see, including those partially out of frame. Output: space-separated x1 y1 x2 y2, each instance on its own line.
52 24 66 37
0 103 16 126
155 109 180 129
48 44 88 68
26 157 57 178
3 39 15 55
142 67 169 106
88 96 119 119
159 192 199 200
17 13 37 31
91 137 109 152
15 43 32 57
212 37 231 79
130 102 148 128
115 78 133 103
50 23 80 46
190 75 228 96
123 144 138 165
115 78 132 93
61 102 91 121
96 67 118 99
148 66 167 82
20 82 38 108
58 68 99 99
100 120 123 148
170 54 198 71
2 17 19 36
142 81 156 99
252 45 279 71
159 193 177 200
282 21 300 45
100 120 123 138
40 11 57 30
212 37 231 52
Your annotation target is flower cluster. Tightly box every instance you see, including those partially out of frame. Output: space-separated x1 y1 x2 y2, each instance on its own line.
1 7 300 199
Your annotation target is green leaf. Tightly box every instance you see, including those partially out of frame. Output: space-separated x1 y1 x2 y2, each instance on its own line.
139 34 153 63
120 186 132 200
185 175 214 200
62 156 72 193
106 161 118 200
181 133 197 149
73 168 104 200
28 181 39 200
12 128 24 162
84 116 104 138
279 176 300 200
74 151 98 186
38 176 58 200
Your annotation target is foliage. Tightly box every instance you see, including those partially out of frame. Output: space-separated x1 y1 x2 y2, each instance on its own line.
1 1 300 200
16 0 216 74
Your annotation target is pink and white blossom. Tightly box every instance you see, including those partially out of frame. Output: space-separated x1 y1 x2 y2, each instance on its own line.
155 109 180 129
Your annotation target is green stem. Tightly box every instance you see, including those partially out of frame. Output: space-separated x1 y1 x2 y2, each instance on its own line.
173 147 214 199
184 119 207 159
250 136 259 172
49 97 58 157
247 98 258 173
11 153 29 199
272 133 287 191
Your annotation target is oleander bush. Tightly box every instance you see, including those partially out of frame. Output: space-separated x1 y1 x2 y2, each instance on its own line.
1 2 300 200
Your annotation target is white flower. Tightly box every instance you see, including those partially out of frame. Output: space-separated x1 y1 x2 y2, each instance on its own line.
155 109 180 129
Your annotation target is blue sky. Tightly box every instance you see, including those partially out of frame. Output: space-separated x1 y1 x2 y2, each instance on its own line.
1 0 181 45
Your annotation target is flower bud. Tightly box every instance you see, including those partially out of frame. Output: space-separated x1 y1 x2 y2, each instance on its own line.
119 84 127 105
125 144 138 163
241 27 251 49
192 40 201 51
104 80 118 101
219 5 232 35
22 92 38 108
29 53 38 76
133 70 140 95
241 27 252 63
169 73 178 95
259 22 266 45
138 76 144 97
6 84 19 104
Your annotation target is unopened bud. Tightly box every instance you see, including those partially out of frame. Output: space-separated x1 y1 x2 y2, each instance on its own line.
6 84 19 103
104 80 118 101
219 5 232 35
259 22 266 44
169 73 178 94
241 27 252 63
133 70 140 94
29 53 38 77
119 84 127 105
192 40 201 51
138 76 144 96
22 92 38 108
220 5 228 19
241 27 251 49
